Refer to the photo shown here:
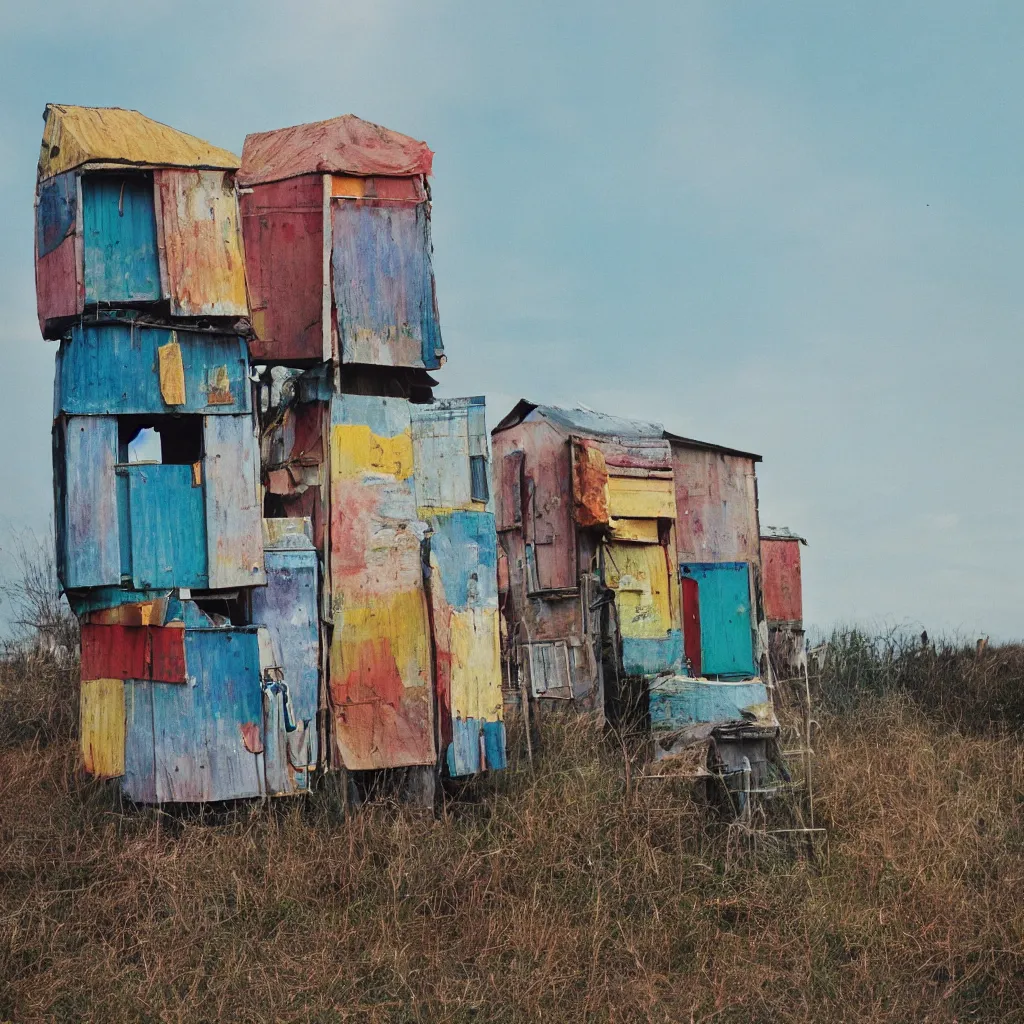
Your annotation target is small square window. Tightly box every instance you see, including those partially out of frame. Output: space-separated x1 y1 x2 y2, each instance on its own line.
470 455 489 503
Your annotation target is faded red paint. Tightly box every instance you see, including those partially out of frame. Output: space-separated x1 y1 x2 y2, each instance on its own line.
681 576 702 677
572 439 609 527
36 235 80 337
761 537 803 625
80 624 186 683
240 174 325 362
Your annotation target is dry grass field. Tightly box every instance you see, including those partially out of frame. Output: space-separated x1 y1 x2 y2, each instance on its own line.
2 630 1024 1022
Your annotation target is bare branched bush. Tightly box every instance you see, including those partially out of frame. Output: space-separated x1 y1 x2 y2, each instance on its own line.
0 530 79 748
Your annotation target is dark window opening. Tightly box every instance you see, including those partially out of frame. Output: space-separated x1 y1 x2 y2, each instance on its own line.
118 416 203 465
192 591 251 626
470 455 489 503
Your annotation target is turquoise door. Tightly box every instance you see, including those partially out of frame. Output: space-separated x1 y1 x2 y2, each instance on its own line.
679 562 755 678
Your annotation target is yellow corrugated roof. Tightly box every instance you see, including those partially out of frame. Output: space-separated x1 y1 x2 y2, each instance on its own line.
38 104 239 180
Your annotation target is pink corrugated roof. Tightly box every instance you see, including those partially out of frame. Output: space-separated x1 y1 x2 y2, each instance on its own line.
238 114 433 186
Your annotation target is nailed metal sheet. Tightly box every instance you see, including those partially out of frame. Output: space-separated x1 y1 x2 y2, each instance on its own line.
203 416 266 589
57 323 250 416
127 464 208 589
425 510 504 776
251 549 320 795
80 623 187 683
80 678 125 778
82 173 161 304
761 537 803 625
329 394 434 770
240 175 326 362
62 416 120 589
239 114 433 187
671 445 761 567
331 200 443 369
680 563 755 678
39 104 239 181
155 168 248 317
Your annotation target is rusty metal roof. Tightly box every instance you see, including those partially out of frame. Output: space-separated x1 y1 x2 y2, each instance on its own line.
38 104 239 180
662 430 762 463
239 114 434 186
761 525 808 544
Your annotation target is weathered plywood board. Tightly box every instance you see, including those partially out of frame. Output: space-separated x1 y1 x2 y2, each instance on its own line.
607 475 676 520
80 678 125 778
331 200 443 369
761 537 803 625
57 323 250 416
63 416 120 589
204 416 266 589
127 464 208 590
81 173 161 304
155 168 248 317
329 395 434 770
35 171 81 331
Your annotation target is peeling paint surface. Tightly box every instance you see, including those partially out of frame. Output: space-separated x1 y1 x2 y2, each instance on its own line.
80 678 126 778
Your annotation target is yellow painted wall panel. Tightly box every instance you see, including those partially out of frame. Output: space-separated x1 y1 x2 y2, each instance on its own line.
80 677 125 778
607 475 676 519
605 541 675 639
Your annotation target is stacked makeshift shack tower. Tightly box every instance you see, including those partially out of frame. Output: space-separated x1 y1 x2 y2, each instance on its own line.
761 526 808 680
493 401 779 791
38 105 504 802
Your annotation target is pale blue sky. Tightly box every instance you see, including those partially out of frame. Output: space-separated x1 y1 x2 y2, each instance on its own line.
0 1 1021 639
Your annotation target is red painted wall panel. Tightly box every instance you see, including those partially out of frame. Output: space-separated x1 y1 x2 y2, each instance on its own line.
80 623 187 683
761 538 803 625
36 234 80 336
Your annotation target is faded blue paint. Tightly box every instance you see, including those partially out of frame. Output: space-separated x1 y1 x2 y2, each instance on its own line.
483 720 507 770
62 416 120 589
127 464 208 589
331 201 443 369
57 322 250 416
680 562 755 678
447 718 510 775
621 630 684 677
649 677 770 729
427 511 498 609
140 629 265 802
82 173 160 304
36 171 77 259
330 392 411 436
122 680 156 804
251 548 320 796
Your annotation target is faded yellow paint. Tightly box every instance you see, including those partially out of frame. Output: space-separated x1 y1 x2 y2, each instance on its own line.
157 338 186 405
39 104 239 181
80 678 125 778
449 607 503 722
607 475 676 520
605 541 675 640
609 517 660 543
331 423 414 481
331 174 366 198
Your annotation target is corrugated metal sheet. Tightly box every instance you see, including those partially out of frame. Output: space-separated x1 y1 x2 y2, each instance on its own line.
251 542 320 795
155 168 248 317
82 173 161 304
331 200 443 369
122 629 265 803
39 104 238 181
80 677 125 778
61 416 120 589
127 464 208 589
240 175 326 362
761 537 803 625
671 444 761 567
203 415 266 589
80 623 187 683
238 114 433 187
57 323 250 416
680 563 755 678
329 395 434 770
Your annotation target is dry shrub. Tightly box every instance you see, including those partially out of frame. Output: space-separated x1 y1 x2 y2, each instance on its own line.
1 682 1023 1022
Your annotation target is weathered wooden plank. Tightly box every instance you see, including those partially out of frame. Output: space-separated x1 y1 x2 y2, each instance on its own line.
127 464 208 590
607 475 676 520
331 200 443 369
62 416 120 589
81 173 161 304
329 395 434 770
57 323 250 416
204 416 266 589
649 677 770 729
80 678 125 778
155 168 248 317
157 338 186 405
761 537 803 625
122 680 156 803
35 171 81 333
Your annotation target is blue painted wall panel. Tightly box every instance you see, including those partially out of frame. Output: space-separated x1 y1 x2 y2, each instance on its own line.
621 630 684 677
331 201 443 369
127 464 208 589
37 172 77 259
82 174 161 304
649 678 769 729
122 680 156 803
57 323 250 416
428 510 498 609
680 562 755 678
483 720 507 771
